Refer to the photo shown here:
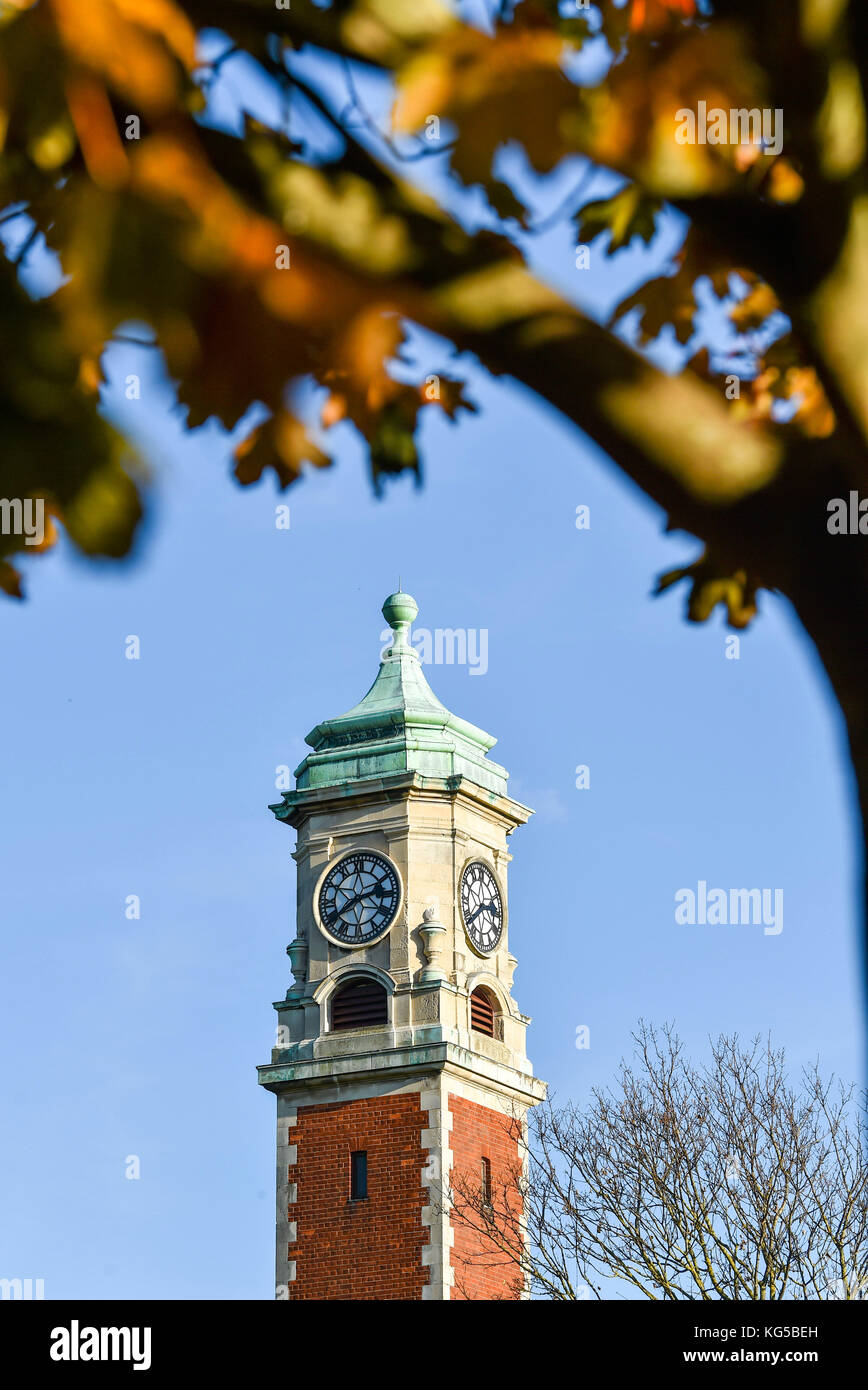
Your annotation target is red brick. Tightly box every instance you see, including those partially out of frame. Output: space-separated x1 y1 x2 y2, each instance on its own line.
288 1093 429 1301
448 1095 523 1301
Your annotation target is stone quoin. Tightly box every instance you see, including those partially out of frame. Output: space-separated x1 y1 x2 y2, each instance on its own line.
258 591 546 1300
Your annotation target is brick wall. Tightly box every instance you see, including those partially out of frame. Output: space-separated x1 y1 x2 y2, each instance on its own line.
287 1092 429 1300
448 1094 524 1301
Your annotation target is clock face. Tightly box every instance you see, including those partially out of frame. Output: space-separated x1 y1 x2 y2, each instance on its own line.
460 860 503 955
316 850 402 947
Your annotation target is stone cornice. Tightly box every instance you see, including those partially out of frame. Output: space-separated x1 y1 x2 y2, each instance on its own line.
271 770 532 833
257 1039 547 1106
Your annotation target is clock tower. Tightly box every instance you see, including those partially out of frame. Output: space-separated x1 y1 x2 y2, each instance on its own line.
258 591 546 1300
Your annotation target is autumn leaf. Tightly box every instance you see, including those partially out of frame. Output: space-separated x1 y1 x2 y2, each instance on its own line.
730 282 780 334
656 551 759 629
0 0 859 621
393 24 576 211
48 0 196 114
0 257 141 592
428 374 476 420
613 258 698 346
576 185 661 255
627 0 697 35
234 411 331 490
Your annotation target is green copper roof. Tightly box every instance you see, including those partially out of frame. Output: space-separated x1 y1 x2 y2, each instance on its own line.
275 592 510 803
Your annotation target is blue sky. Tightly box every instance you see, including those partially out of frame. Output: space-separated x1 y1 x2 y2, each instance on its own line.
0 38 864 1300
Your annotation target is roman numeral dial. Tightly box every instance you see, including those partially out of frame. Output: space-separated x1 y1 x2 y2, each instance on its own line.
460 860 503 955
316 850 402 947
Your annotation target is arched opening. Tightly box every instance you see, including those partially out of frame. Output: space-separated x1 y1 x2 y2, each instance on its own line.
330 977 388 1032
470 986 498 1038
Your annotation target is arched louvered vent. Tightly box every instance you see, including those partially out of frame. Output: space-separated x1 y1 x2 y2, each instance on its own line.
331 978 388 1032
470 987 496 1038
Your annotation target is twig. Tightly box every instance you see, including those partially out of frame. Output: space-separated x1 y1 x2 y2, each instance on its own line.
112 333 160 348
194 42 241 91
13 225 39 267
0 203 29 227
340 56 454 163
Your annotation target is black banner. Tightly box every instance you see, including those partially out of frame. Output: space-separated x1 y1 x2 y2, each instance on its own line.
1 1298 861 1374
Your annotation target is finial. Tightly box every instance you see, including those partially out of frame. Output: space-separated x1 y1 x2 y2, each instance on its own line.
382 589 418 649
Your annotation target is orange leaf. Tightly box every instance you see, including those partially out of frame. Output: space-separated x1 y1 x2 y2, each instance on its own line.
629 0 696 33
234 412 331 490
49 0 195 113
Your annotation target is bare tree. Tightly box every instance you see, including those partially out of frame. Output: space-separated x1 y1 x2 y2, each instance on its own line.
448 1024 868 1300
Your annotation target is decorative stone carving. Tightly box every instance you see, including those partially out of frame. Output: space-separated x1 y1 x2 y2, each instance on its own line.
418 906 447 983
286 937 308 1001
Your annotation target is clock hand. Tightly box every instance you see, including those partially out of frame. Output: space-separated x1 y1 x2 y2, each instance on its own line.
335 883 388 915
465 900 498 927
